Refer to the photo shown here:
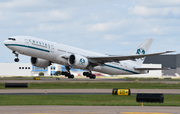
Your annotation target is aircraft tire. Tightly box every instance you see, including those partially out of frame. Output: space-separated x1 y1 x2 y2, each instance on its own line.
61 71 66 75
68 74 74 79
86 72 91 77
89 74 93 79
71 75 74 79
92 75 96 79
14 58 19 62
83 72 87 76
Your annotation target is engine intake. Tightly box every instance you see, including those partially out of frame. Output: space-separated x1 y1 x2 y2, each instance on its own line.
31 57 51 68
68 54 89 69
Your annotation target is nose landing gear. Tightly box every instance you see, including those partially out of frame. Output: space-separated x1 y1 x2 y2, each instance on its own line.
13 51 19 62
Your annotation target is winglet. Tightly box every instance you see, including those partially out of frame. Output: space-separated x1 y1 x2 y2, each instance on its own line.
165 51 176 53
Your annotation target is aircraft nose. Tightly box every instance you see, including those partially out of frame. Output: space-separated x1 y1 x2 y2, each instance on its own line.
4 40 8 46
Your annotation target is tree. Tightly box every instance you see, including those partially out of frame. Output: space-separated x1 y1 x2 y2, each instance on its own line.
39 72 44 76
55 71 61 76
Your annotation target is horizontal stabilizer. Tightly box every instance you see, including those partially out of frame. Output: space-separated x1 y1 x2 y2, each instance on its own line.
134 67 170 70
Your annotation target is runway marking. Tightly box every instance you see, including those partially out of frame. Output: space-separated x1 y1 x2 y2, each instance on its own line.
120 112 172 114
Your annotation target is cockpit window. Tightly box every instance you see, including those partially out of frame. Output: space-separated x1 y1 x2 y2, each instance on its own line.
8 38 16 41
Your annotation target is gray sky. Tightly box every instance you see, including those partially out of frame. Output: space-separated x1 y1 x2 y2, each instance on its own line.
0 0 179 63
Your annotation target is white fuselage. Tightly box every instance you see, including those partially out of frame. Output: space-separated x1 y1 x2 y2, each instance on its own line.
4 36 142 75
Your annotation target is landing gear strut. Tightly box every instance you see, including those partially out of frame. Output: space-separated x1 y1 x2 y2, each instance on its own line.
61 66 74 79
83 72 96 79
13 51 19 62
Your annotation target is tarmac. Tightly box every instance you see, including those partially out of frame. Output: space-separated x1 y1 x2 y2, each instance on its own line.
0 106 179 114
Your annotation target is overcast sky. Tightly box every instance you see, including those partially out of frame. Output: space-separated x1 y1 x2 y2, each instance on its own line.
0 0 179 63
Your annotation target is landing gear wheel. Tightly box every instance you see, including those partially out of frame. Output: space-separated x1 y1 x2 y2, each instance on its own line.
14 58 19 62
71 75 74 79
68 74 74 79
83 72 96 79
92 75 96 79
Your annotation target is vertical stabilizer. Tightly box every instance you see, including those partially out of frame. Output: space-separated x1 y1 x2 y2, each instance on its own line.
131 38 153 66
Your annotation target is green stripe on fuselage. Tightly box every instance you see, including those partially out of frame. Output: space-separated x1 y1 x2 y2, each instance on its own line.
5 44 50 52
104 64 139 74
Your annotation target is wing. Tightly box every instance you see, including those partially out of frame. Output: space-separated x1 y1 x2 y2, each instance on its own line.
87 51 174 64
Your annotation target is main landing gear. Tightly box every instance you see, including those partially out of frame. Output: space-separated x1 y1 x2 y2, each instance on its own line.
13 51 19 62
83 72 96 79
61 71 74 79
61 66 74 79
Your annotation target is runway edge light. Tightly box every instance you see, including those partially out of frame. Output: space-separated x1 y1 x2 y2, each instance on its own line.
112 88 131 96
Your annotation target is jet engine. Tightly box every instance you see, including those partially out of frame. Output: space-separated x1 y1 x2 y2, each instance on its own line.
68 54 89 69
31 57 51 68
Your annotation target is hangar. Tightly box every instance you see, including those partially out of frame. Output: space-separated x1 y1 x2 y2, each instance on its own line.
144 54 180 76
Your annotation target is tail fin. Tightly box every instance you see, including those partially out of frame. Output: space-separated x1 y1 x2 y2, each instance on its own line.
131 38 153 66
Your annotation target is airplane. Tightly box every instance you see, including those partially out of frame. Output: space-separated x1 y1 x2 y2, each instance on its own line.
4 36 173 79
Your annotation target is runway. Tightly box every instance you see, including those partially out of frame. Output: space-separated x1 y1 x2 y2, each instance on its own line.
0 89 180 95
0 106 179 114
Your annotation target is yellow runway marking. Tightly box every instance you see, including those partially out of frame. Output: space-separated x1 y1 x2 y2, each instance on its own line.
120 112 172 114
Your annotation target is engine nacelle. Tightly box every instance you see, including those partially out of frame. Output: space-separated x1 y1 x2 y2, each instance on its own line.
31 57 51 68
68 54 89 69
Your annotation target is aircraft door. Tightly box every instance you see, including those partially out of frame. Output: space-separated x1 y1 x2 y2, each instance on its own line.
25 39 29 46
47 45 55 60
51 45 54 53
22 39 29 54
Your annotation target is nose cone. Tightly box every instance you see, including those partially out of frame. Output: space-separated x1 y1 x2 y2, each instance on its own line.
4 40 8 46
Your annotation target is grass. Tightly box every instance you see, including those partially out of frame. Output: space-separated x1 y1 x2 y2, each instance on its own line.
0 82 180 89
125 77 180 81
0 95 179 106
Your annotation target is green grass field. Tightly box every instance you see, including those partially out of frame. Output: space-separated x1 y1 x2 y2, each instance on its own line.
0 82 179 89
0 95 179 106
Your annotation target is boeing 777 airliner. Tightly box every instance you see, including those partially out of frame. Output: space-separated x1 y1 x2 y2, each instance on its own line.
4 36 173 79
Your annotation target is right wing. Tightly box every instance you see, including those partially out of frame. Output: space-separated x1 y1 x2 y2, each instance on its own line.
87 51 175 64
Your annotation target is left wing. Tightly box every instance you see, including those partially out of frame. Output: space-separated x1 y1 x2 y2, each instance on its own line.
87 51 174 63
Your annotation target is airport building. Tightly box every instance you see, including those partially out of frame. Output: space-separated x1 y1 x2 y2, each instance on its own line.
0 63 85 76
0 63 60 76
145 54 180 76
0 63 32 76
